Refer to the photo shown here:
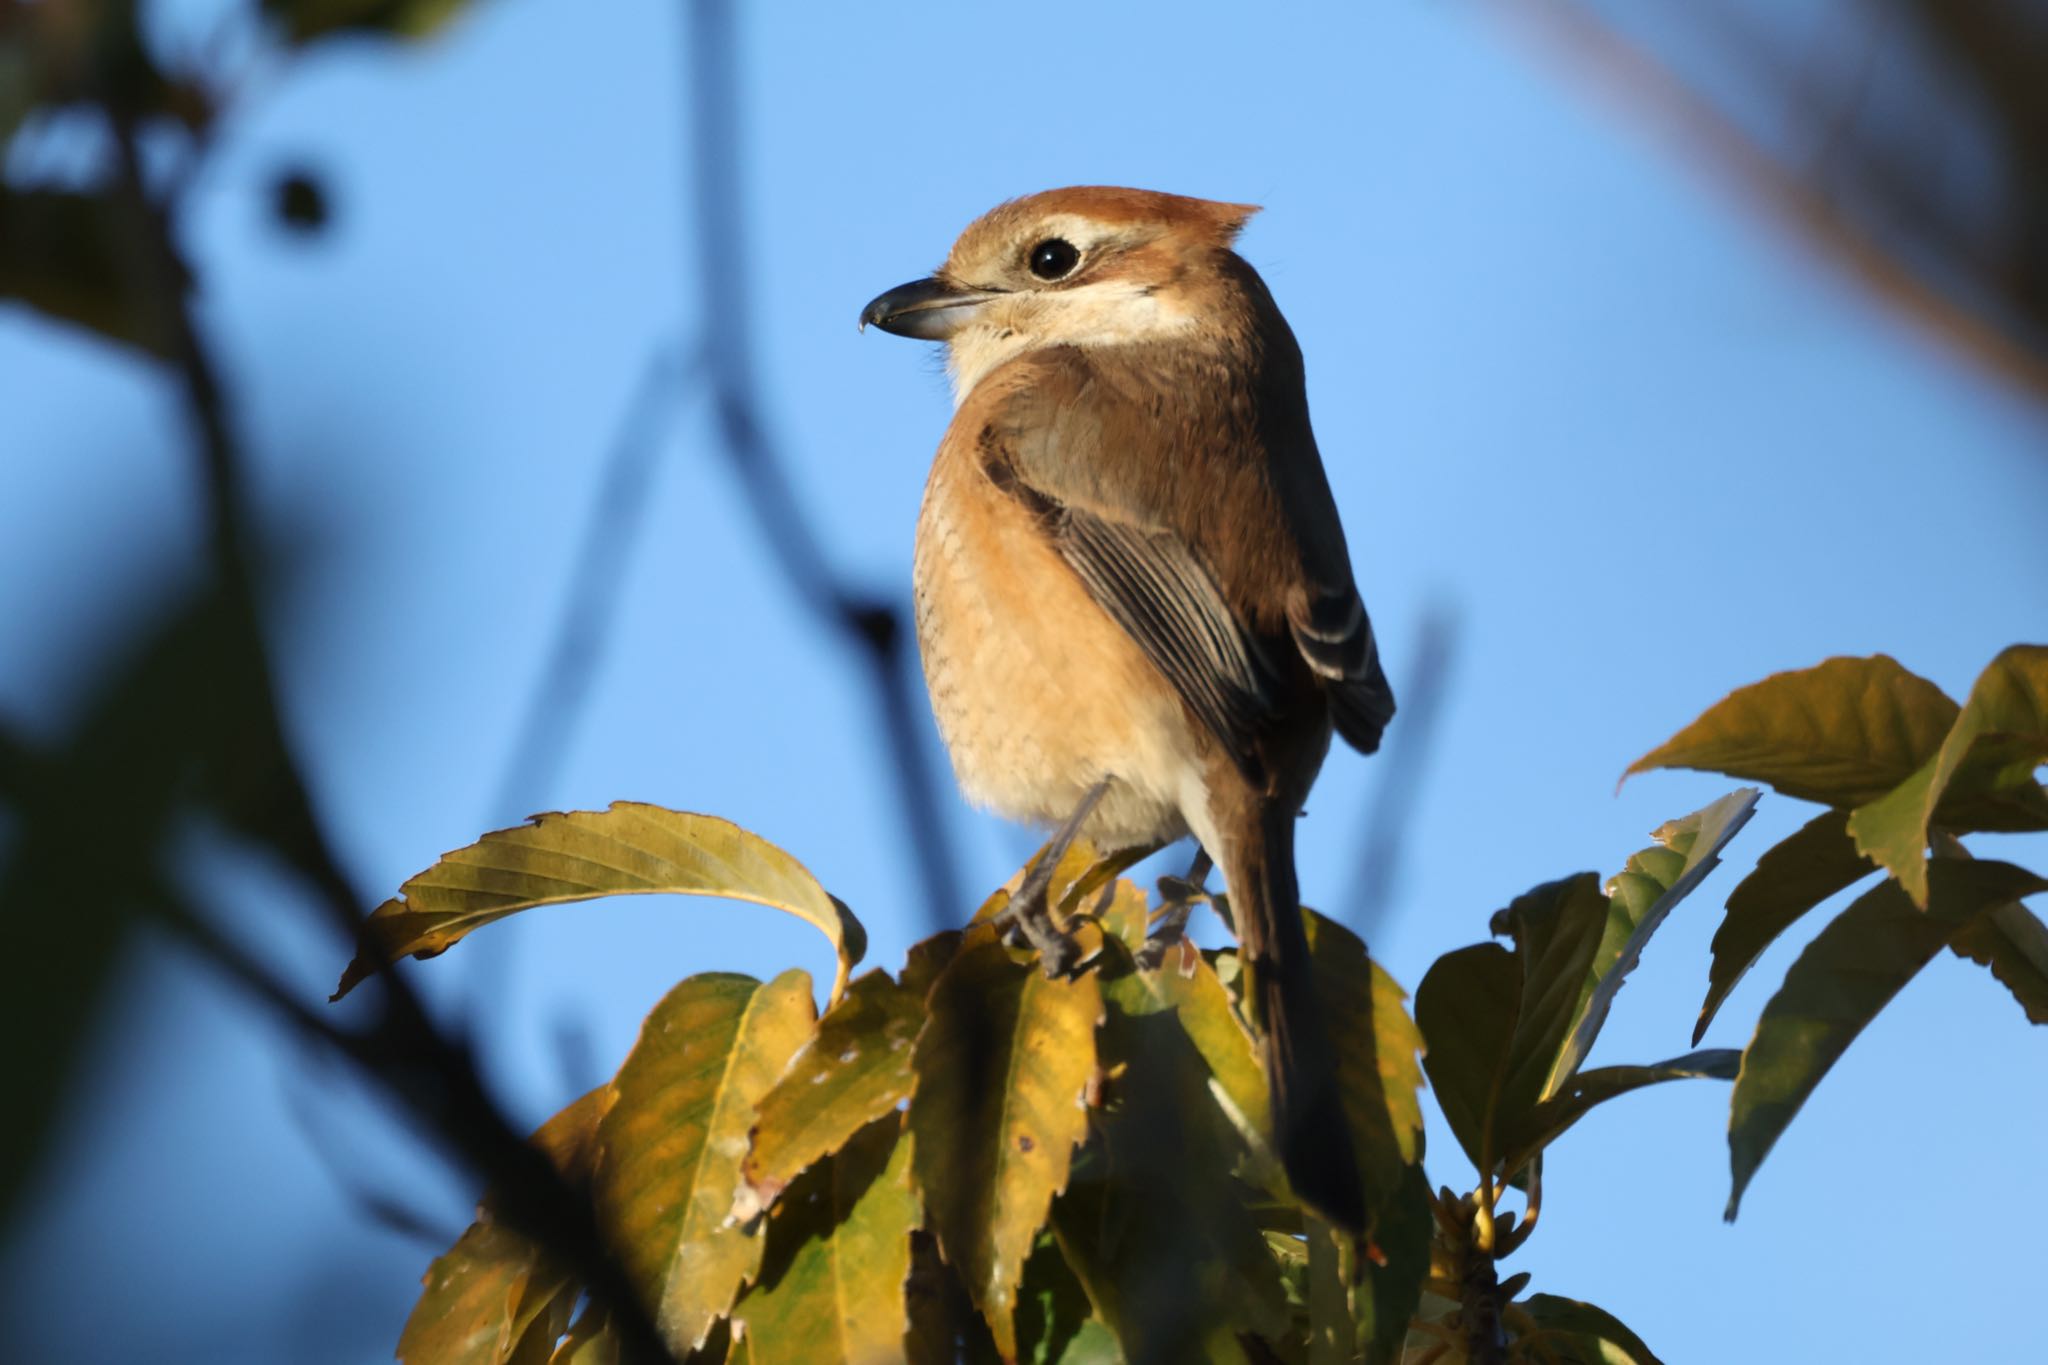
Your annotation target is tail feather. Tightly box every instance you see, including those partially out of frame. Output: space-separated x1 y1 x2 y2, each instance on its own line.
1231 803 1366 1231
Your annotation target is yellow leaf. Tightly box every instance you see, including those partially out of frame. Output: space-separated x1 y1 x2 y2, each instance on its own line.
334 804 863 1003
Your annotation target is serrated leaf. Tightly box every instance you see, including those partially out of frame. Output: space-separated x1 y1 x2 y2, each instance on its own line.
594 969 817 1351
1054 991 1290 1361
1008 1230 1105 1365
730 1117 918 1365
1949 900 2048 1025
742 969 923 1213
401 1088 611 1365
334 804 864 1002
1695 809 1873 1044
1501 1050 1738 1173
910 938 1101 1358
1552 788 1757 1084
1847 646 2048 906
1415 943 1520 1175
1726 860 2048 1218
1517 1294 1664 1365
1624 655 1956 806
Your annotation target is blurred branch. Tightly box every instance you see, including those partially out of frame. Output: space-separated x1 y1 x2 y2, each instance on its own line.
95 90 680 1365
1348 603 1460 938
1500 0 2048 404
684 0 964 932
491 339 695 822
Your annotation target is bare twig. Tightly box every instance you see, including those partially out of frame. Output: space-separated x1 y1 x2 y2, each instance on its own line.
683 0 964 933
100 98 680 1365
1497 0 2048 403
1348 602 1460 937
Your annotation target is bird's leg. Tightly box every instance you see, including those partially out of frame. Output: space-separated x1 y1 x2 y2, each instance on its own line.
998 780 1110 977
1137 847 1212 970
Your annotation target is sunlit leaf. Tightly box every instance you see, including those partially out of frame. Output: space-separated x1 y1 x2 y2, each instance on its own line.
910 936 1101 1358
547 1307 618 1365
730 1117 918 1365
1624 655 1956 806
1502 1050 1738 1173
1847 646 2048 906
399 1088 611 1365
1415 943 1520 1175
1553 788 1757 1082
741 968 923 1215
593 969 817 1351
1694 809 1872 1044
1726 860 2048 1217
1949 900 2048 1025
1517 1293 1664 1365
334 804 864 1002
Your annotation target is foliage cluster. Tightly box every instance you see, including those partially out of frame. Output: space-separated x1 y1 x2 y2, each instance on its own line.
345 647 2048 1364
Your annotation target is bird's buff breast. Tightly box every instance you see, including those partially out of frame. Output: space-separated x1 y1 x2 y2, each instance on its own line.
912 449 1201 849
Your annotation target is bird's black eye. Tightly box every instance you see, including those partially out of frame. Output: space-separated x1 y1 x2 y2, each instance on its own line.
1027 238 1080 281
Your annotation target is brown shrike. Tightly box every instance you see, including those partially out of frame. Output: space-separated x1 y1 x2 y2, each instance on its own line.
861 187 1393 1229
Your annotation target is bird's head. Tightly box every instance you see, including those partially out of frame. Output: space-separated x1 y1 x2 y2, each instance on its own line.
860 186 1260 400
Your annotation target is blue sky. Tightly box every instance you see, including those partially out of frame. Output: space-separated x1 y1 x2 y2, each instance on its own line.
5 2 2046 1360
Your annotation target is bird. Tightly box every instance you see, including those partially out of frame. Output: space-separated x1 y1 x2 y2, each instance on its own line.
860 187 1394 1230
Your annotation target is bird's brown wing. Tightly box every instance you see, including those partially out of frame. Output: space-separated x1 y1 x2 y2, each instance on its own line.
964 348 1391 775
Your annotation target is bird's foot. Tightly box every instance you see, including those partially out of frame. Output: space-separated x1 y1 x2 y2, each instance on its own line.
1137 847 1211 971
997 780 1111 978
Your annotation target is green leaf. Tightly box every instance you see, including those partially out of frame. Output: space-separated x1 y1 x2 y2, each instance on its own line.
1694 808 1873 1044
1847 646 2048 906
1502 1050 1738 1173
1517 1294 1665 1365
909 936 1102 1359
1298 1168 1432 1365
1726 859 2048 1217
741 968 924 1214
1624 655 1956 806
0 188 180 358
1556 789 1757 1086
1096 935 1270 1176
261 0 474 43
1008 1230 1106 1365
1415 943 1521 1175
730 1117 919 1365
334 804 865 1002
1054 988 1290 1361
1949 900 2048 1025
1494 875 1610 1121
593 969 818 1351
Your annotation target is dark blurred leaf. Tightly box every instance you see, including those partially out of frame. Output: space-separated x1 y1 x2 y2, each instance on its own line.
0 188 177 357
1848 646 2048 905
262 0 476 44
272 168 331 233
1516 1293 1664 1365
1053 1003 1288 1363
1694 809 1873 1044
1415 943 1520 1175
593 969 816 1352
909 935 1100 1360
742 968 923 1214
730 1117 918 1365
1726 859 2048 1217
1503 1050 1738 1173
1625 655 1957 806
334 804 864 1002
1949 900 2048 1025
1556 789 1756 1083
1007 1232 1100 1365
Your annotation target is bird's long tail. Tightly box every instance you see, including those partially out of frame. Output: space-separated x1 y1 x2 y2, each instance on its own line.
1227 801 1366 1232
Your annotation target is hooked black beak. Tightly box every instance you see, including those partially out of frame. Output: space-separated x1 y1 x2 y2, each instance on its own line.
858 276 1000 340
